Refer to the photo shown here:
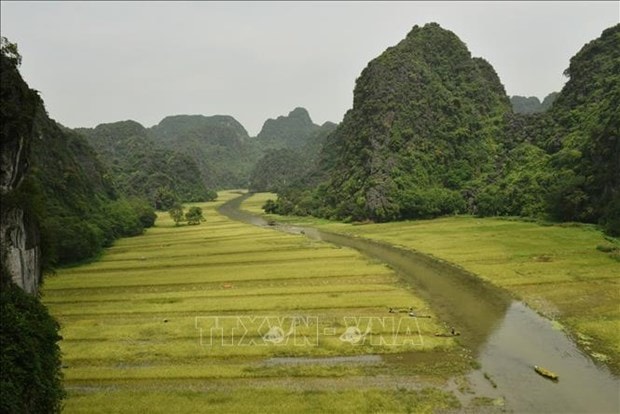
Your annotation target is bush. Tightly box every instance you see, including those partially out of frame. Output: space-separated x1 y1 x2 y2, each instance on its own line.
0 278 65 413
185 206 205 225
128 197 157 228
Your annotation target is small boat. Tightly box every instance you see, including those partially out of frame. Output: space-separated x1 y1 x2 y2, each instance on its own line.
534 365 559 381
434 331 460 337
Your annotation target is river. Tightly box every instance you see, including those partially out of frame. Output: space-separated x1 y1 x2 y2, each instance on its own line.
219 193 620 413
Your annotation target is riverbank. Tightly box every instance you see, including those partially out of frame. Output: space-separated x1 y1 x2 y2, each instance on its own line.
241 192 620 375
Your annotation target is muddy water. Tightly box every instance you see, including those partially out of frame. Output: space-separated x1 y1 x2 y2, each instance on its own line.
219 195 620 413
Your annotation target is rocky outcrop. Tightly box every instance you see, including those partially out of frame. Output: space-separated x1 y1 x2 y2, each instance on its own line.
1 208 40 294
256 107 320 150
0 49 42 294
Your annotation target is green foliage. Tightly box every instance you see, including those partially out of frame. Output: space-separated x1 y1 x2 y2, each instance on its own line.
150 115 253 189
0 276 64 413
275 23 511 222
510 92 558 114
28 125 159 266
78 121 214 206
510 96 543 115
540 92 560 112
0 36 22 67
1 44 158 267
168 203 185 226
153 186 178 211
254 107 320 150
128 197 157 228
249 148 307 192
262 199 278 214
541 24 620 233
185 206 205 225
398 186 466 219
273 23 619 236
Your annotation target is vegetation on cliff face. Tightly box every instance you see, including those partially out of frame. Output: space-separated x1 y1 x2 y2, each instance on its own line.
1 39 156 268
268 23 619 236
249 117 337 194
249 148 306 192
254 107 320 150
542 24 620 235
150 114 253 189
29 118 158 265
78 120 215 207
510 92 558 114
75 106 334 195
0 37 64 414
271 23 512 221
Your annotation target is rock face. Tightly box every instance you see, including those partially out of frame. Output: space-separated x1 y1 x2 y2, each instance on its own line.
0 208 40 294
256 107 320 150
310 23 511 221
149 114 252 188
510 92 558 114
0 51 42 294
78 120 212 205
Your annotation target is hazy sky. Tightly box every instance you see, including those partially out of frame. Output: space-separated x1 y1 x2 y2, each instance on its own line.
1 1 618 135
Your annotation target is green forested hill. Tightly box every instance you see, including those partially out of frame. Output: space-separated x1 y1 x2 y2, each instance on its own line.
510 92 558 114
249 148 306 192
270 23 619 235
78 120 213 207
483 24 619 234
254 107 320 150
273 23 512 221
78 107 335 194
149 114 253 188
1 47 156 267
248 115 338 193
542 24 619 233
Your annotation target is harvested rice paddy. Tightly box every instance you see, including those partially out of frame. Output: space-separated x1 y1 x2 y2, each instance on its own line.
43 191 476 413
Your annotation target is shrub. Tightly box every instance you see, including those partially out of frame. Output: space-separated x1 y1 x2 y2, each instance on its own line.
0 276 64 413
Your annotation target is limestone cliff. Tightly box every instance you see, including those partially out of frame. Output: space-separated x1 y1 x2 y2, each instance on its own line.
0 45 42 294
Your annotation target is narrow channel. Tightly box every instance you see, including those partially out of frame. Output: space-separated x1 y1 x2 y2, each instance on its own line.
219 193 620 413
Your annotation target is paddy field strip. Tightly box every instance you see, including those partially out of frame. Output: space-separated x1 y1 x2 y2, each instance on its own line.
242 192 620 373
43 191 472 413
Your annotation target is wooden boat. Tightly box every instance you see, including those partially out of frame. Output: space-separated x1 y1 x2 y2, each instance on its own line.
434 331 460 337
534 365 559 381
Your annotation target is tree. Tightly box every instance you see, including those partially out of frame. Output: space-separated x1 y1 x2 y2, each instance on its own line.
1 36 22 67
154 187 177 211
185 206 205 225
0 275 65 413
128 197 157 228
168 203 184 226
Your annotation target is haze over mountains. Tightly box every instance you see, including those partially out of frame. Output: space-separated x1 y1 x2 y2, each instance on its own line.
510 92 559 114
2 21 618 273
77 106 334 196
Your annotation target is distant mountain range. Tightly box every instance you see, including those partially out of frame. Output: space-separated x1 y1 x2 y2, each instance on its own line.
510 92 559 114
77 106 337 198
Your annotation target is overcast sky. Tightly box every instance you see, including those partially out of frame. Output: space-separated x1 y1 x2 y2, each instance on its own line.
1 1 618 135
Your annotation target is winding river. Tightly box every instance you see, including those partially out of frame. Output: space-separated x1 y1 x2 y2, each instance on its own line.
219 193 619 413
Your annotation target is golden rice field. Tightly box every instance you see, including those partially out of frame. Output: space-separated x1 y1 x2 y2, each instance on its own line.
242 192 620 373
43 191 479 413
